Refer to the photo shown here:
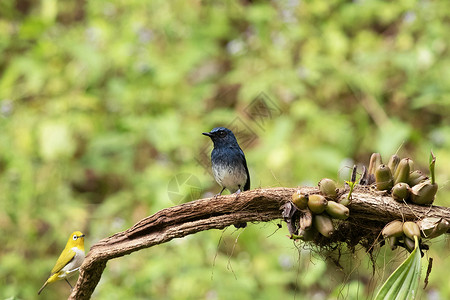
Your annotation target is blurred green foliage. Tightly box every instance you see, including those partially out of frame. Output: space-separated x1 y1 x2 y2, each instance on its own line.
0 0 449 299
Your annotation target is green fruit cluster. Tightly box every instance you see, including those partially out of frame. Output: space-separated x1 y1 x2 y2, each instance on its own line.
290 178 349 240
381 220 420 252
368 152 438 205
286 151 444 245
381 218 450 252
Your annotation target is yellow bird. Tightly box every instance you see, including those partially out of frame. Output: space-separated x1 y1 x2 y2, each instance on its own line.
38 231 86 295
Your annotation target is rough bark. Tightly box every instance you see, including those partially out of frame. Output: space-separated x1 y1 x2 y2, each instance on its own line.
68 186 450 299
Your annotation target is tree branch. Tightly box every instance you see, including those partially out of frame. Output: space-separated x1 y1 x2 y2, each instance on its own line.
68 187 450 299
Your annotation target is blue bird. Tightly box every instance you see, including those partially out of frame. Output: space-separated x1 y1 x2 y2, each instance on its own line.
203 127 250 194
203 127 250 228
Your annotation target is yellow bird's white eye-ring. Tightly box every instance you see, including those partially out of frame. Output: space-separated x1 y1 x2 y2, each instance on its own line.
73 235 78 240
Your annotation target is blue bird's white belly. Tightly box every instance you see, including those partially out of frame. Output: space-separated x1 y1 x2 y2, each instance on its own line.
212 161 248 193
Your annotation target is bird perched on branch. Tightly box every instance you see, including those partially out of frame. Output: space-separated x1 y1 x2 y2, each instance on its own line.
203 127 250 228
38 231 86 295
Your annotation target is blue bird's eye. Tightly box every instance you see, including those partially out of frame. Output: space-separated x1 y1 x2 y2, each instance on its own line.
218 130 227 138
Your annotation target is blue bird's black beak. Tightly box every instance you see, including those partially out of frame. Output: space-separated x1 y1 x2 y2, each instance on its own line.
202 132 212 137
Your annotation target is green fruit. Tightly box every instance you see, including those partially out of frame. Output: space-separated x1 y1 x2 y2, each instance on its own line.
403 221 421 240
313 214 334 238
387 154 400 174
394 158 411 185
429 151 437 185
318 178 338 198
408 170 428 187
391 183 410 202
307 194 328 214
420 218 450 239
325 201 349 220
296 227 317 241
387 236 398 250
292 191 308 209
382 220 404 238
410 180 438 205
403 237 416 252
407 158 414 170
418 217 440 238
338 196 351 207
368 153 382 175
429 219 450 239
375 164 393 191
299 209 313 230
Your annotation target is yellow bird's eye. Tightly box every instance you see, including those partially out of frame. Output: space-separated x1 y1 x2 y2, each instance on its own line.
73 235 78 240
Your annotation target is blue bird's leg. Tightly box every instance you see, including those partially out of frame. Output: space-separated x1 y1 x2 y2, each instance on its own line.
234 185 242 201
215 187 226 198
235 186 242 194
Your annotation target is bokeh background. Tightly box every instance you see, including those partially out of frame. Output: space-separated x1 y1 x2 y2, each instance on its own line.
1 0 449 299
